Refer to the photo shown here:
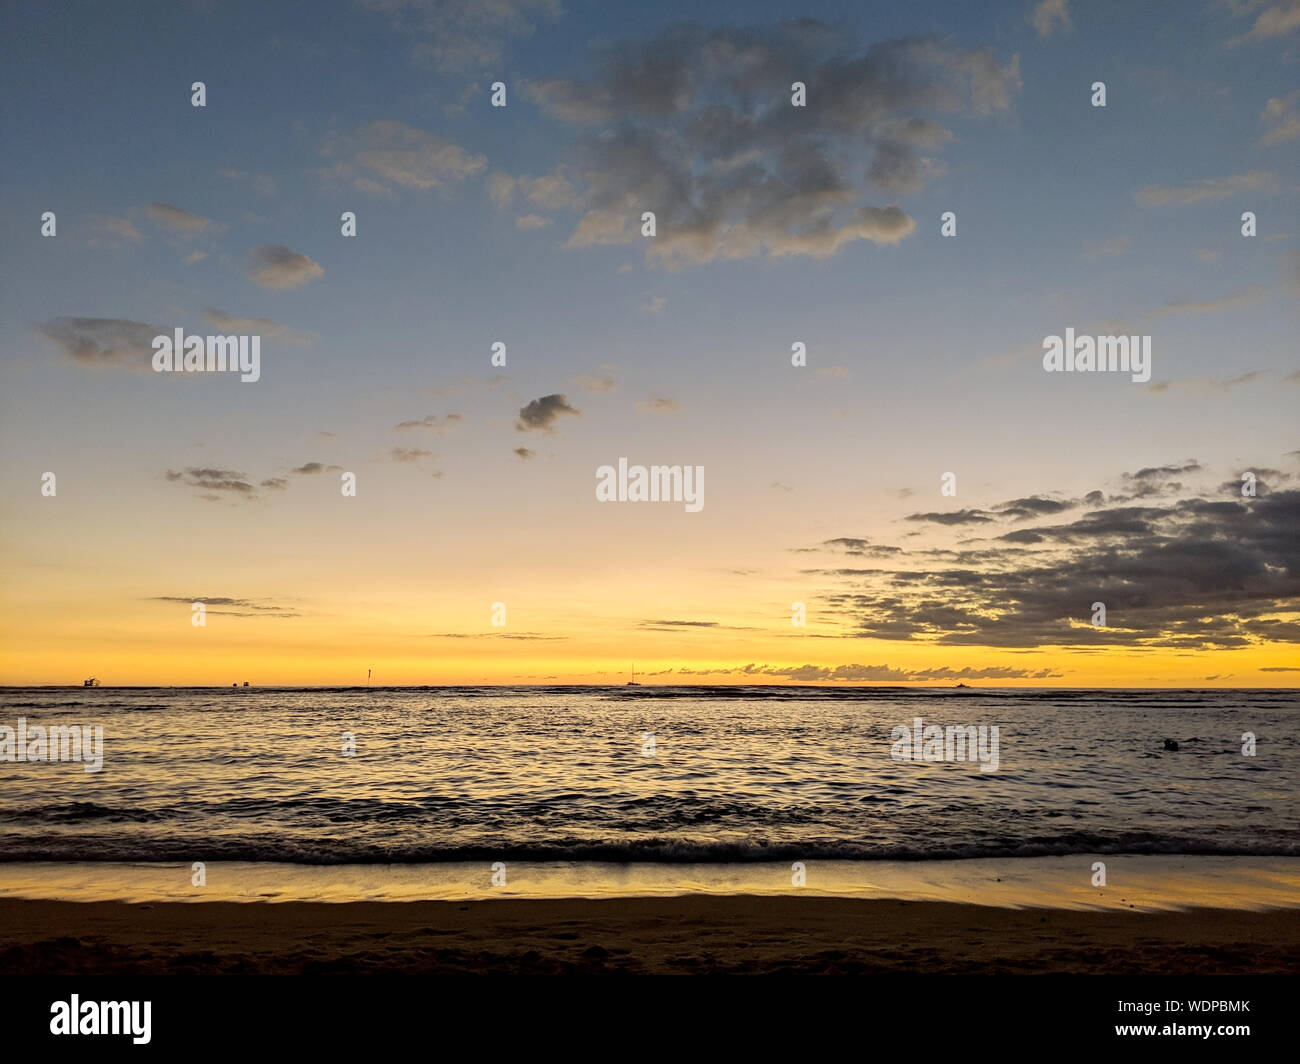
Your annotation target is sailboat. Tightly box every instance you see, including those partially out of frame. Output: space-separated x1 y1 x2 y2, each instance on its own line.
82 677 99 687
626 663 641 686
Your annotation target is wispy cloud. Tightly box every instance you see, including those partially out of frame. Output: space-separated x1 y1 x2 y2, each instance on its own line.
142 202 219 235
1134 170 1276 207
356 0 564 74
635 396 679 415
1260 89 1300 144
394 413 465 433
1029 0 1072 38
321 120 486 195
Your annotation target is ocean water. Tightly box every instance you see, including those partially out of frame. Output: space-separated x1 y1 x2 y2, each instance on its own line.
1 686 1296 865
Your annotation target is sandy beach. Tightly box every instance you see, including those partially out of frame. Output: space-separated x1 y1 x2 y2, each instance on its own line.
3 896 1298 975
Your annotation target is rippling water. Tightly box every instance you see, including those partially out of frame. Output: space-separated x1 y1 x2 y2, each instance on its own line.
1 686 1295 862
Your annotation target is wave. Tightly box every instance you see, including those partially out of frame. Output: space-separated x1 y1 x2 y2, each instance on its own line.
2 833 1297 863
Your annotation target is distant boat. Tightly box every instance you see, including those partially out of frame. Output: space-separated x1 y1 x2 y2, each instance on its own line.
626 664 641 686
955 682 969 688
243 681 250 687
82 677 99 687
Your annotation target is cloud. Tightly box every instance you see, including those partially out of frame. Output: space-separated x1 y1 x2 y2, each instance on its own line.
426 631 566 640
799 457 1300 651
247 244 324 290
1134 170 1276 207
520 170 580 209
92 215 144 244
906 509 994 526
516 213 552 230
1147 284 1268 316
641 619 721 628
201 307 311 346
34 317 160 370
390 447 433 462
1083 235 1130 259
642 295 667 313
142 202 218 235
164 467 260 499
1195 248 1223 262
150 595 298 618
515 393 581 432
394 413 464 433
1146 371 1265 395
357 0 563 74
635 396 679 415
487 172 516 208
678 662 1058 682
638 619 759 632
576 373 617 392
1030 0 1072 37
219 169 278 197
1223 0 1300 45
991 496 1078 520
526 23 1018 268
290 462 343 475
1261 89 1300 144
322 119 486 197
513 447 536 460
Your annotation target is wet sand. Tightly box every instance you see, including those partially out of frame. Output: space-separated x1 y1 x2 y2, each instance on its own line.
3 896 1298 974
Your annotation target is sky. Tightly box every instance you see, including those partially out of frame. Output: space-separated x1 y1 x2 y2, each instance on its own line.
0 0 1297 686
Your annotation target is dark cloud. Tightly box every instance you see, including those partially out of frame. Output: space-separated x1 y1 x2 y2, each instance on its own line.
991 496 1077 521
34 317 160 370
523 22 1018 267
290 462 343 475
515 393 581 432
394 413 464 433
676 662 1058 682
164 467 258 498
906 509 994 526
513 447 537 460
150 595 298 618
801 465 1300 651
389 448 433 463
814 537 903 558
425 632 566 641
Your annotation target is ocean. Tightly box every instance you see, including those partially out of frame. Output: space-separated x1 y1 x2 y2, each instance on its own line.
1 686 1294 872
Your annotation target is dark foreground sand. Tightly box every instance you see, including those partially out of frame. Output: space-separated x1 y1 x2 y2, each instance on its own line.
3 897 1298 974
